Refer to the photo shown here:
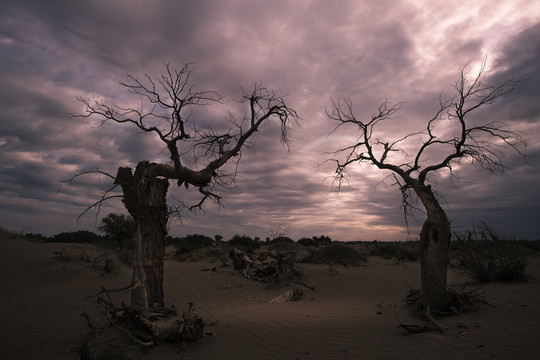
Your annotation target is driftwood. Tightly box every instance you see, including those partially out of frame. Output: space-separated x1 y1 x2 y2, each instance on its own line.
229 248 313 290
270 288 304 303
398 306 445 334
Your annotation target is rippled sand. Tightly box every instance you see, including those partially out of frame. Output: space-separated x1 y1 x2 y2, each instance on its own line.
1 236 539 360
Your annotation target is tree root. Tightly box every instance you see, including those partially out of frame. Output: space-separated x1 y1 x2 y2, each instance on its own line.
405 283 489 317
83 286 205 348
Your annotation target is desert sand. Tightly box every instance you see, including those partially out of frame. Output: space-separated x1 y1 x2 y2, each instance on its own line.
1 235 539 360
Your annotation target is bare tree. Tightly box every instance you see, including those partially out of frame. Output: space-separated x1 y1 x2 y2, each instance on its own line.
326 60 526 313
70 63 299 314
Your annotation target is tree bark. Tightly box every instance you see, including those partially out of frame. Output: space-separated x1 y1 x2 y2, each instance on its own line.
414 184 451 313
116 161 169 311
131 223 149 313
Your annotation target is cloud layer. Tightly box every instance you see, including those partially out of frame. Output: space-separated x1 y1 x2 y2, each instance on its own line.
1 0 539 241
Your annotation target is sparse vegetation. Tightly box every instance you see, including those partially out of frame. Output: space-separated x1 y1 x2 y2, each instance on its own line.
369 242 419 262
308 243 367 266
298 237 319 247
52 246 119 275
406 284 489 317
51 230 104 244
228 234 260 253
297 235 332 247
454 222 531 283
172 234 214 255
458 240 529 283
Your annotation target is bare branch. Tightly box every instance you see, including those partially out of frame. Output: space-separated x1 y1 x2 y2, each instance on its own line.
327 58 527 229
68 64 300 227
59 167 121 221
188 186 223 211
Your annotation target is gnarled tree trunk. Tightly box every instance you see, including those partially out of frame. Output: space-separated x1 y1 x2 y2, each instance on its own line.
414 184 451 313
116 161 169 312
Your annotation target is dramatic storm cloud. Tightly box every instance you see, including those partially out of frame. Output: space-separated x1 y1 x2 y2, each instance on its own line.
1 0 539 241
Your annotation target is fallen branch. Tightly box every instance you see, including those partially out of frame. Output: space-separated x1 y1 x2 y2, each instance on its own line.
229 247 305 285
270 288 303 303
104 312 155 347
85 283 139 302
398 306 445 334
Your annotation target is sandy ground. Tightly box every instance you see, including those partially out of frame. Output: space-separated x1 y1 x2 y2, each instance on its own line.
1 236 539 360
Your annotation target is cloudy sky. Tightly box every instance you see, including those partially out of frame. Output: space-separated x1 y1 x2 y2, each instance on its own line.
1 0 539 242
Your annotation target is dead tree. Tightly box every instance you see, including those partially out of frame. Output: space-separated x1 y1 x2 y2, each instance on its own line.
70 62 299 314
326 60 526 313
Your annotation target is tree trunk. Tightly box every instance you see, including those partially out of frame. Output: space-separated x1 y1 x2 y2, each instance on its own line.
115 161 169 311
414 184 451 313
131 222 149 313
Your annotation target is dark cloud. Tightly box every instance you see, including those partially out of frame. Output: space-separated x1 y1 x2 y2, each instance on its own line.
0 1 539 240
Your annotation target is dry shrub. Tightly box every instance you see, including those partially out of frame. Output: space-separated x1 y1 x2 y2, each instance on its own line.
52 246 119 275
454 222 530 283
459 241 529 283
175 246 228 263
369 242 418 262
308 244 367 266
406 285 489 317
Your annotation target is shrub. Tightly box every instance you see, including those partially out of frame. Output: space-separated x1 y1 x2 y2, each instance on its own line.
369 242 418 261
267 236 296 252
228 234 260 252
52 246 119 275
269 236 294 244
51 230 103 244
23 233 49 243
309 244 367 266
312 235 332 245
174 234 214 254
298 237 319 247
176 247 229 262
459 240 529 283
454 221 530 283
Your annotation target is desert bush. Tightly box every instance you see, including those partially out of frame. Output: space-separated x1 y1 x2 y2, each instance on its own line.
312 235 332 245
228 234 260 252
267 236 297 252
455 221 530 283
51 230 103 244
308 244 367 266
459 240 529 283
52 246 119 275
176 246 228 262
297 237 319 247
174 234 214 254
269 236 294 244
369 242 419 261
23 232 49 243
0 227 49 242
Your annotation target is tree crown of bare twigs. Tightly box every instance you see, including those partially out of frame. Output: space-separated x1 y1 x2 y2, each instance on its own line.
326 59 527 228
62 62 300 220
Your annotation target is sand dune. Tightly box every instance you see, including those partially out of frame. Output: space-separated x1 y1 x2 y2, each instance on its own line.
1 236 539 359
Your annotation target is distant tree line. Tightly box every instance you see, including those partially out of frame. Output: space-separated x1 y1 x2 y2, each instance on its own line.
7 213 336 251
